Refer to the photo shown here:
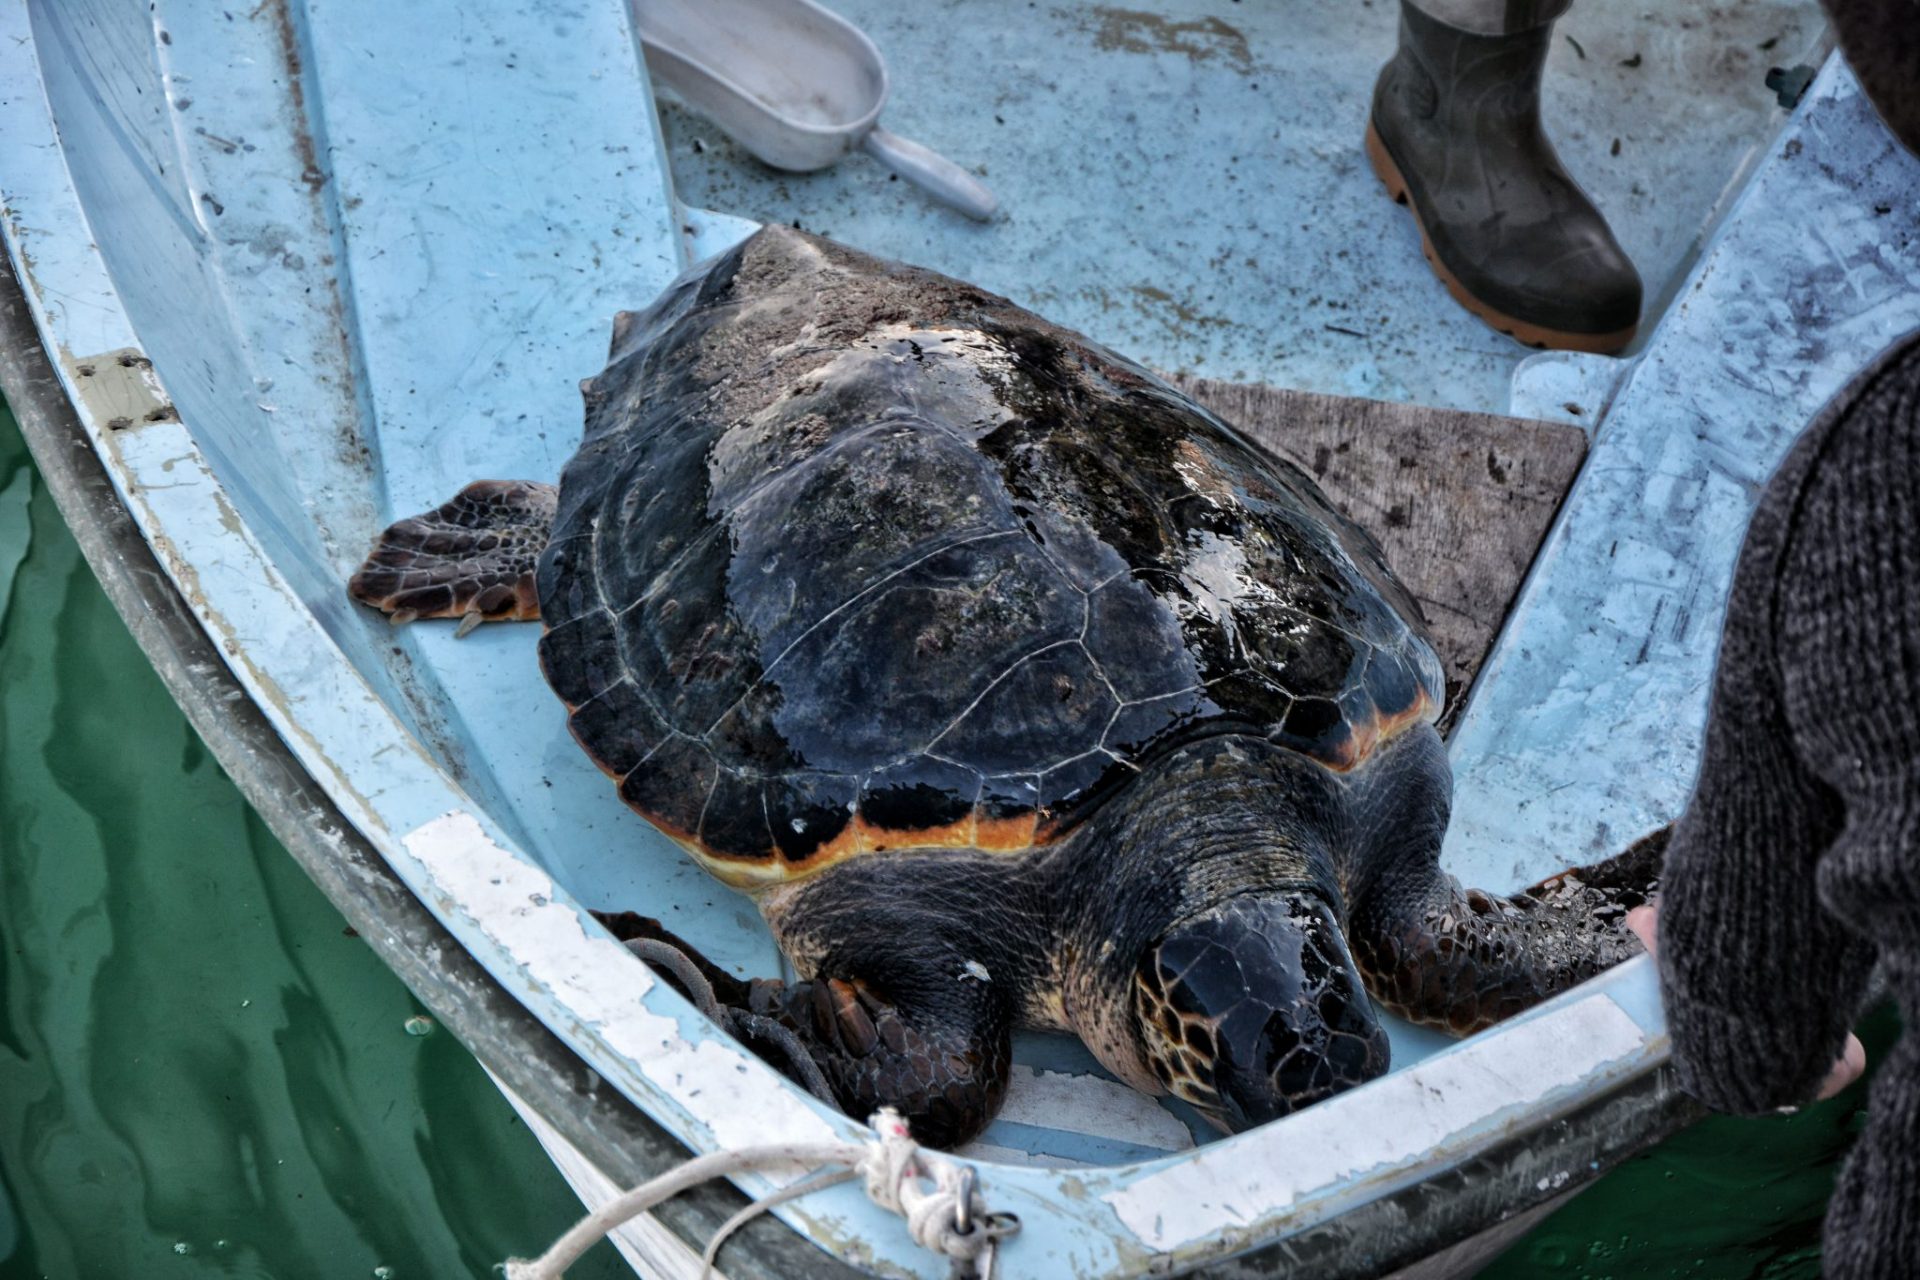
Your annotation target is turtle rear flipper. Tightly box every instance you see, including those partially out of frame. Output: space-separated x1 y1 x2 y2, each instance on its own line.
595 911 1013 1149
1353 826 1667 1035
349 480 556 636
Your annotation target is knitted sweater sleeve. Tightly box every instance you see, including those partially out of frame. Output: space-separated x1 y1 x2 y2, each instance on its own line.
1653 429 1878 1116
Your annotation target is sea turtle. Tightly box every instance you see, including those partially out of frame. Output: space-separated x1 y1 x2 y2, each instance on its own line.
350 227 1659 1148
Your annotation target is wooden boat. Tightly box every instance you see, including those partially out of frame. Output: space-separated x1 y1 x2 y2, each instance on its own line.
3 1 1916 1275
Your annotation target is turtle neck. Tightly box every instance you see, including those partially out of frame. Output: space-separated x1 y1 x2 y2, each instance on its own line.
1654 329 1920 1278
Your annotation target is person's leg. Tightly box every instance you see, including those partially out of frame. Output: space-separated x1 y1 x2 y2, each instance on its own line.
1369 0 1641 352
1404 0 1569 36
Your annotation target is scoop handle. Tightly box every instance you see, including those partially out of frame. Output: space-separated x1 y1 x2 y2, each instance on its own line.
862 128 998 221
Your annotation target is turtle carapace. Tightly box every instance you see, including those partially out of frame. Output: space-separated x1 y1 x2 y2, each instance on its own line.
350 228 1660 1148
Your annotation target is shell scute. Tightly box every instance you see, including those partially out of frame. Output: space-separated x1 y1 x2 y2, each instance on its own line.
765 771 861 863
612 522 756 732
859 757 983 838
764 537 1083 777
932 644 1118 777
701 770 774 859
1101 687 1213 762
1084 575 1199 703
618 736 717 844
564 677 670 779
721 423 1017 657
537 607 620 707
708 681 797 774
1275 696 1349 762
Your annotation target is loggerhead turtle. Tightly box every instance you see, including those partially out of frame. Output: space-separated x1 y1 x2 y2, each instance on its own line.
350 227 1659 1148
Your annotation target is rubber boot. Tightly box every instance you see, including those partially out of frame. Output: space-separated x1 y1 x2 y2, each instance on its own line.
1366 1 1642 353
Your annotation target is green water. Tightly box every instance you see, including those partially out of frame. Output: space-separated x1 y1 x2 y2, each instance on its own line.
0 405 624 1278
0 396 1887 1279
1484 1006 1894 1280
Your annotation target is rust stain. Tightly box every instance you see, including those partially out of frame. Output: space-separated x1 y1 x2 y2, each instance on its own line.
1077 7 1255 72
257 0 327 193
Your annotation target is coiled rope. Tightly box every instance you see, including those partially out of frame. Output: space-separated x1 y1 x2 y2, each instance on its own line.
504 1109 1019 1280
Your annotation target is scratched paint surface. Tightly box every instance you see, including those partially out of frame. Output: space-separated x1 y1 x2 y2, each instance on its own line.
1442 61 1920 891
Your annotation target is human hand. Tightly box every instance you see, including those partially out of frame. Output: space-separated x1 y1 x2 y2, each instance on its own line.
1625 902 1867 1102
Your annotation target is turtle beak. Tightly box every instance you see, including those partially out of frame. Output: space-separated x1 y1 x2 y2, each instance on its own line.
1133 893 1390 1133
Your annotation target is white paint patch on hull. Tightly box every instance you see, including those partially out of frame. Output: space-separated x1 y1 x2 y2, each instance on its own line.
958 1143 1096 1170
403 811 843 1166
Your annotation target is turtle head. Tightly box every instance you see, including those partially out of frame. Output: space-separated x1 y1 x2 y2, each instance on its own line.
1132 892 1390 1133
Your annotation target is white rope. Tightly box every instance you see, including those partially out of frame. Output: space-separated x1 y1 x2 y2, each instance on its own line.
699 1167 858 1276
503 1109 1016 1280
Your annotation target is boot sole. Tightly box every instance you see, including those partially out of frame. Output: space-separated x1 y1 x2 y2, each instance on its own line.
1364 121 1637 356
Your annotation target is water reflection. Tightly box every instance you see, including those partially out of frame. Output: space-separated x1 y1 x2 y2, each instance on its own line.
0 409 623 1278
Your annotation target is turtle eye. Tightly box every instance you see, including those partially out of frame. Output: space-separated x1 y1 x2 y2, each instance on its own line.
1135 893 1390 1132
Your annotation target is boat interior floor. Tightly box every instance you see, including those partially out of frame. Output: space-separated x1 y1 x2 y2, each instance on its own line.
657 0 1828 418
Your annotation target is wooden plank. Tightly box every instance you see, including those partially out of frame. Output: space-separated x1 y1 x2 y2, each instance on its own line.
1171 378 1588 728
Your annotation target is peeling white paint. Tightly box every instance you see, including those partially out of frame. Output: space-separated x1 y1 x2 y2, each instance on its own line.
960 1142 1096 1171
1102 993 1647 1250
403 810 842 1158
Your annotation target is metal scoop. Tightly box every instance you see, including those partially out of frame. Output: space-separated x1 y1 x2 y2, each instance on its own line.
633 0 999 221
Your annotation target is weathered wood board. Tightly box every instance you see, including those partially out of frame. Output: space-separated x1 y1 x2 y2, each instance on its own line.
1172 377 1589 728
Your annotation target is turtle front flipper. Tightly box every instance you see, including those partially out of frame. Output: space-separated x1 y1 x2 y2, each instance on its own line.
594 912 1014 1149
348 480 556 636
1352 826 1668 1035
1340 725 1666 1035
